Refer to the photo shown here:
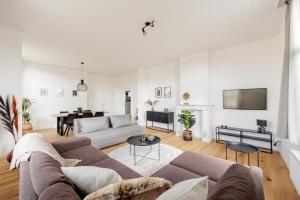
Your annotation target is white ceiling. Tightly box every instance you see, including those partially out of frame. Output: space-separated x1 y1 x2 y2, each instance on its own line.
0 0 284 76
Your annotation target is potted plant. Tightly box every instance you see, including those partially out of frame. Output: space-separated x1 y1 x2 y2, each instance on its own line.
22 97 34 134
145 99 159 111
178 109 196 141
0 95 19 162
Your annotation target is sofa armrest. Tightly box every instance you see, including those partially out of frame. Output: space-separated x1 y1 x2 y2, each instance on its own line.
249 166 265 200
52 137 91 153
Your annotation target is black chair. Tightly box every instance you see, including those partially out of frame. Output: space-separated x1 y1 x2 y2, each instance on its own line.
63 113 78 136
80 112 94 118
94 112 104 117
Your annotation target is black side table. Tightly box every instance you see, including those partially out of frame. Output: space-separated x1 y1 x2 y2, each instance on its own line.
225 142 260 166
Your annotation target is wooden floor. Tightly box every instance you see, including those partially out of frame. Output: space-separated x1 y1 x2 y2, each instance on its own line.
0 128 299 200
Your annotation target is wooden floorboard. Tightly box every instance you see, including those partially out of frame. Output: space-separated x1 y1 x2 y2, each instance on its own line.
0 128 299 200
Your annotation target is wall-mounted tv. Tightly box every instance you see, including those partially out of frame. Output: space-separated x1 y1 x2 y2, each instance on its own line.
223 88 267 110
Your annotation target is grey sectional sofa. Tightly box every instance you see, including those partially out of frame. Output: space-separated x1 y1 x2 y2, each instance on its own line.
74 115 144 149
19 137 264 200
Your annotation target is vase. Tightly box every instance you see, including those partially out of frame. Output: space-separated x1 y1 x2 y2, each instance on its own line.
6 149 13 163
183 130 192 141
22 122 33 135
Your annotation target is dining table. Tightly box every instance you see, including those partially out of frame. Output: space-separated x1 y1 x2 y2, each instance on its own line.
51 111 109 136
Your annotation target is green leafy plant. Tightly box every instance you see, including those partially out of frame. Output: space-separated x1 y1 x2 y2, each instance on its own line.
22 98 33 123
177 109 196 131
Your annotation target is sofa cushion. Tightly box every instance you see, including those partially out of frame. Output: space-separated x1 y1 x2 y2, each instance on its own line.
151 164 217 189
207 164 258 200
156 177 208 200
30 152 73 196
109 114 132 128
39 182 81 200
61 145 109 166
93 157 141 179
52 137 91 153
62 166 122 195
19 161 38 200
170 151 234 182
79 116 110 133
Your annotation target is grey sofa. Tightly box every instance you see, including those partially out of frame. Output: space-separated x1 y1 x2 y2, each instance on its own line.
19 137 264 200
74 115 144 149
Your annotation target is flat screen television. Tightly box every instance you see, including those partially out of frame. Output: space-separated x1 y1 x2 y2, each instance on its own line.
223 88 267 110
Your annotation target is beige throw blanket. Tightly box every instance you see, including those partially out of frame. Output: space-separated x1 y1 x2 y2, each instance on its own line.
10 133 81 170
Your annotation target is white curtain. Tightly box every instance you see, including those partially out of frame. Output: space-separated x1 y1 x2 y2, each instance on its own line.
288 0 300 145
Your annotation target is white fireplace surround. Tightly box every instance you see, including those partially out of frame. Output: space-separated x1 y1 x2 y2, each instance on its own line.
175 105 214 142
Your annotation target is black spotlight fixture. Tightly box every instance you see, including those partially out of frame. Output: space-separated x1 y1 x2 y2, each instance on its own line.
142 20 155 35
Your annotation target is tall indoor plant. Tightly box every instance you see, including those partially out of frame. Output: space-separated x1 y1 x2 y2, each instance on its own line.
0 94 19 162
22 97 33 134
178 109 196 141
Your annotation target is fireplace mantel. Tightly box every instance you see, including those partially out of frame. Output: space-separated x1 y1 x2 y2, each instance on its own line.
175 104 214 142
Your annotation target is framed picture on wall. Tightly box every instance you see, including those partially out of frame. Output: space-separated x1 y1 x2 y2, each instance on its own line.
155 87 162 98
72 90 78 96
40 88 48 96
57 89 64 97
164 86 171 98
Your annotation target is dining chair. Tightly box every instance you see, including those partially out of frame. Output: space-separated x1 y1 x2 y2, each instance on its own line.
63 113 79 136
80 112 94 118
94 112 104 117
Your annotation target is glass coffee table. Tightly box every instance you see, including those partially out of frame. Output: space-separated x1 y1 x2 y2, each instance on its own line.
127 135 161 165
225 142 260 166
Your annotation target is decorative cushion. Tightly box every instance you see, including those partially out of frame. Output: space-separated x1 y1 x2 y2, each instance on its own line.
109 115 132 128
30 152 73 196
39 182 81 200
79 117 110 133
207 164 258 200
61 166 122 195
156 177 208 200
84 177 172 200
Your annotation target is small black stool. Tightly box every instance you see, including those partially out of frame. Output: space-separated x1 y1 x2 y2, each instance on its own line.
225 142 260 166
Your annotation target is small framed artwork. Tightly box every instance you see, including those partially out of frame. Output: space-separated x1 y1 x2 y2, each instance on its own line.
57 89 64 97
164 86 171 98
155 87 162 98
72 90 78 97
40 88 48 96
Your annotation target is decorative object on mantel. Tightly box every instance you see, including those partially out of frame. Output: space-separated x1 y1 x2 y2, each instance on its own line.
0 94 19 162
145 99 159 111
77 62 88 92
178 109 195 141
164 86 171 98
155 87 162 98
182 92 190 105
39 88 48 96
22 98 34 135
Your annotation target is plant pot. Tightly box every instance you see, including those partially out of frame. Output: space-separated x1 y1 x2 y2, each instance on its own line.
22 122 33 135
183 130 192 141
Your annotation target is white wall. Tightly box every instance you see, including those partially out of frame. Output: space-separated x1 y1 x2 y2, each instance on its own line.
87 73 115 113
209 36 283 134
179 52 210 105
0 26 22 158
23 62 115 130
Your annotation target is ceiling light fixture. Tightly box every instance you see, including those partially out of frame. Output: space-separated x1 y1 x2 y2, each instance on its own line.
142 20 155 35
77 62 88 92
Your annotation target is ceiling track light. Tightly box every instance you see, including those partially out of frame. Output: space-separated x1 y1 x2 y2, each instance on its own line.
142 20 155 36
